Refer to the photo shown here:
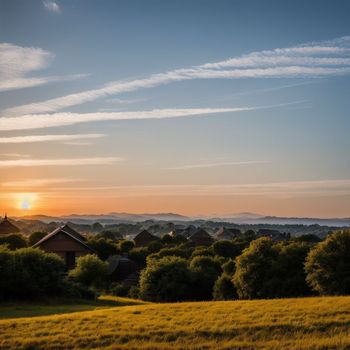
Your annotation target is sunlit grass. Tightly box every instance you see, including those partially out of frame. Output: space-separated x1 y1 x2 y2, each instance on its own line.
1 296 350 349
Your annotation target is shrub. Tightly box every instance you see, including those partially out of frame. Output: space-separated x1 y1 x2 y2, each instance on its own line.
109 283 129 297
191 247 213 259
222 259 236 275
148 247 189 262
119 240 135 253
233 238 311 299
0 234 27 250
305 230 350 295
233 238 279 299
139 256 193 302
212 240 241 258
87 237 118 260
12 248 66 299
190 255 222 300
69 254 108 290
28 231 47 246
213 274 237 300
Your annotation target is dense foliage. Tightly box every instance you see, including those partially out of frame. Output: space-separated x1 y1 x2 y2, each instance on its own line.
0 246 66 300
305 230 350 295
69 254 108 290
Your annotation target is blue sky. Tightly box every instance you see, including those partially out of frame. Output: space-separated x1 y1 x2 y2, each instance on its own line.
0 0 349 217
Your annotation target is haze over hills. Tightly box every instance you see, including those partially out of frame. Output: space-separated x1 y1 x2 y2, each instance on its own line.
15 212 350 227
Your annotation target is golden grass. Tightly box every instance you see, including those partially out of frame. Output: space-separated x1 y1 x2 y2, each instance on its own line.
0 296 148 319
1 296 350 349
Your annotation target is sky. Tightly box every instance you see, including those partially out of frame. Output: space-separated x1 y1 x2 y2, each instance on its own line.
0 0 350 217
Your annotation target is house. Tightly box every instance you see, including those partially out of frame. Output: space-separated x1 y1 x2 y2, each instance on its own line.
107 255 139 286
189 228 214 246
33 224 93 269
133 229 159 247
215 227 241 240
0 214 20 235
257 228 289 241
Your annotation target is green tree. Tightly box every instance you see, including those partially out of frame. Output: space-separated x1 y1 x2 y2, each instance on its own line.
212 240 241 258
190 255 222 300
213 273 237 300
69 254 108 290
87 237 118 260
13 248 66 298
305 230 350 295
0 234 27 250
233 238 278 299
119 240 135 253
139 256 193 302
28 231 47 246
233 238 311 299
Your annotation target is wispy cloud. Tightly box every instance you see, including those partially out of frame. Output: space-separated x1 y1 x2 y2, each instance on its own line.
2 178 84 187
0 157 122 168
19 179 350 198
43 0 61 14
0 43 84 92
3 36 350 116
0 153 30 158
0 107 257 131
0 133 104 144
0 74 87 92
167 160 269 170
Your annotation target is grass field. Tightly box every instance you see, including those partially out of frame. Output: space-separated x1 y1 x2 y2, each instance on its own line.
1 296 350 349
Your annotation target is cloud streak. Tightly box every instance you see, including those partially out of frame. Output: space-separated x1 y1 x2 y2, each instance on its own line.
167 160 269 170
0 107 257 131
0 43 84 92
2 178 84 187
0 157 122 168
18 179 350 198
3 36 350 116
43 0 61 14
0 133 104 144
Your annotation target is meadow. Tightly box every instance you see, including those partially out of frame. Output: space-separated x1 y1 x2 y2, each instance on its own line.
1 296 350 349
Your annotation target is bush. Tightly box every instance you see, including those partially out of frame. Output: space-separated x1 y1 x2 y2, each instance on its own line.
213 274 237 300
305 230 350 295
128 285 140 299
129 247 149 267
10 248 66 299
148 247 189 262
0 234 27 250
139 256 193 302
222 259 236 275
87 237 118 260
233 238 279 299
28 231 47 246
233 238 311 299
190 255 222 300
119 240 135 253
191 247 213 259
109 283 130 297
212 240 241 258
69 254 108 290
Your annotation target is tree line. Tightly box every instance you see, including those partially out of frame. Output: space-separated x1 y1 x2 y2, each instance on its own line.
0 229 350 301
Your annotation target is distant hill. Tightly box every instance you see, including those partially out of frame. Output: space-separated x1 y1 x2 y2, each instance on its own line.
209 213 350 227
16 212 350 229
19 212 191 224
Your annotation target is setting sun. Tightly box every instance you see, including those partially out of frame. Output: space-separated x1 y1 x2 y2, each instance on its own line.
14 193 38 212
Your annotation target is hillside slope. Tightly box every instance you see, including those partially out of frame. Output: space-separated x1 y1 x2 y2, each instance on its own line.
1 296 350 349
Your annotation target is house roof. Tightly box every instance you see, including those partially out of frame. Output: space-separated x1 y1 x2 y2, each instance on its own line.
215 227 241 239
189 228 213 240
133 230 159 245
33 224 93 251
0 215 20 235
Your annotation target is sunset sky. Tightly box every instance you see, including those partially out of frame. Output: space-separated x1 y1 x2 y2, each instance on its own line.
0 0 350 217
